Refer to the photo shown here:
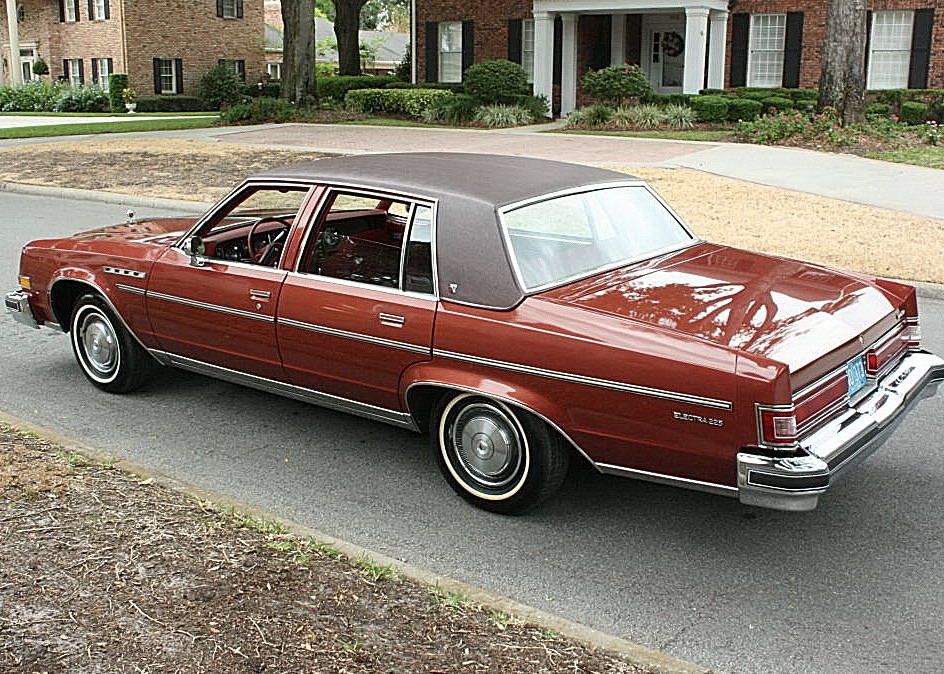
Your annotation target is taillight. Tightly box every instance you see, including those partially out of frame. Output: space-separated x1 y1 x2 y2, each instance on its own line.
757 406 798 446
866 322 911 375
904 318 921 348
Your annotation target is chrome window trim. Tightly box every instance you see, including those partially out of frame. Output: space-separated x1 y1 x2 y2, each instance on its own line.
284 270 438 303
293 183 440 299
433 349 733 411
147 290 274 323
278 317 430 355
495 181 701 296
150 349 418 431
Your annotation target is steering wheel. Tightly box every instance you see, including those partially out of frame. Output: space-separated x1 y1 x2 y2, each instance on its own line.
246 216 293 263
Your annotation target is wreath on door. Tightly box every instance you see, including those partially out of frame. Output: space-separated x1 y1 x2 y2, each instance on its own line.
662 32 684 57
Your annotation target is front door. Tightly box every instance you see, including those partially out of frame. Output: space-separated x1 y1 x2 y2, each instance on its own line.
646 23 685 93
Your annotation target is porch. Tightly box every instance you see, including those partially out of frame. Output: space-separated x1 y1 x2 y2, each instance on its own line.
532 0 729 115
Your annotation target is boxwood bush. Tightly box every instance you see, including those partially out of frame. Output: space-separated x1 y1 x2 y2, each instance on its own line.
582 64 652 104
690 95 729 122
865 102 892 117
135 95 206 112
727 97 763 122
762 96 794 113
345 88 454 117
900 101 929 124
221 97 295 124
108 74 129 111
318 75 397 102
463 59 528 104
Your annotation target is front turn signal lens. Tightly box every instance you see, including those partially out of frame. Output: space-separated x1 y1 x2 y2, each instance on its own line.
17 275 30 290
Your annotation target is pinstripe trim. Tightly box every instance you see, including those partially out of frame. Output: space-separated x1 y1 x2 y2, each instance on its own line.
147 291 274 323
278 317 430 355
433 349 733 411
114 283 146 296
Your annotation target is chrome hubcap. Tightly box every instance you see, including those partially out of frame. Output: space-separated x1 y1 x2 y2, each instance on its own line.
80 314 118 375
451 403 522 489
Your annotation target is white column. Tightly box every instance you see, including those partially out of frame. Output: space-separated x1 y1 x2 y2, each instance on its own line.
533 11 555 106
5 0 22 86
610 14 626 66
560 13 578 115
707 10 728 90
682 7 709 94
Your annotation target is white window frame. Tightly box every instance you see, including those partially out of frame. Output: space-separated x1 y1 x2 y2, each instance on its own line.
438 21 463 83
267 62 282 80
91 0 106 20
867 10 914 90
64 0 77 22
159 58 177 95
522 19 535 84
747 13 786 88
68 58 82 87
222 0 238 20
95 57 111 90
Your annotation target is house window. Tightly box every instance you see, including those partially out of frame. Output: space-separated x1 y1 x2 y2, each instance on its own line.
747 14 786 88
91 0 107 20
16 4 24 22
868 11 914 90
521 19 535 84
438 21 463 83
64 0 77 22
159 58 177 94
94 58 112 90
219 59 246 82
222 0 239 19
68 59 83 87
267 62 282 80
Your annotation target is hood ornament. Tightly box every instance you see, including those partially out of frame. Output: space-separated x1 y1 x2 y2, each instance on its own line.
126 209 136 223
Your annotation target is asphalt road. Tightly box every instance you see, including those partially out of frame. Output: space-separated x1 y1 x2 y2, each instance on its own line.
2 192 943 673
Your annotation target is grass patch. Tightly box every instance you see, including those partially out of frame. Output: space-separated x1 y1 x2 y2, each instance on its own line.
430 586 475 610
555 128 732 142
351 554 400 582
866 146 944 170
0 116 217 139
0 111 216 117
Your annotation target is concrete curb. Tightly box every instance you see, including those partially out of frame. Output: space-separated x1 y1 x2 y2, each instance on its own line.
0 410 713 674
914 281 944 302
0 181 208 212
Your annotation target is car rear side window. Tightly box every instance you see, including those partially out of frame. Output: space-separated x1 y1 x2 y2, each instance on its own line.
403 205 434 294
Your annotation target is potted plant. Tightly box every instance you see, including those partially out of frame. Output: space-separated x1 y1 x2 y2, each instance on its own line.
122 87 137 113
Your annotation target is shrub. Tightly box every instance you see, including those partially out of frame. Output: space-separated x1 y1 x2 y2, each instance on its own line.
762 96 794 114
318 75 397 101
473 104 533 128
423 93 479 125
690 95 729 123
507 94 549 120
0 80 67 112
865 102 892 117
663 103 696 129
738 90 770 102
394 46 410 81
32 58 49 76
564 104 613 128
108 73 128 111
344 88 454 117
790 88 818 102
135 95 206 112
55 85 109 112
699 88 725 96
581 64 651 105
199 65 244 110
385 81 465 93
727 97 763 122
243 82 281 98
220 96 295 124
611 104 664 129
463 59 528 104
900 101 929 125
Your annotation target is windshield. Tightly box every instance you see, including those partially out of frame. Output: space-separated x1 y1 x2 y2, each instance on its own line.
501 185 696 291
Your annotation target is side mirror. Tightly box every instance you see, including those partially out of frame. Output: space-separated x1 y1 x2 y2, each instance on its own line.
187 235 206 267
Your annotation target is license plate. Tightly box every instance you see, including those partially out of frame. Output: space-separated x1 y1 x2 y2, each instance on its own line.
847 357 867 396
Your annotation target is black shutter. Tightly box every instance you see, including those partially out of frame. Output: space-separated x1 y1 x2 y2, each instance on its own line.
425 22 438 82
106 57 113 81
591 16 612 71
153 58 162 94
73 0 80 21
91 58 98 85
461 21 474 79
87 0 93 19
104 0 109 19
59 0 65 22
174 59 184 94
236 0 244 19
216 0 224 18
77 59 85 84
908 9 934 89
783 12 803 88
730 13 750 87
63 60 69 80
508 19 522 64
864 11 873 78
553 16 562 86
218 59 225 68
238 60 246 81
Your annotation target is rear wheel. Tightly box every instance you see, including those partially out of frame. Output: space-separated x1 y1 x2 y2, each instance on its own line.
70 293 154 393
431 392 569 514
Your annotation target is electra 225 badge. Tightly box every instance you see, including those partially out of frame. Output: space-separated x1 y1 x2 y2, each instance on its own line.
662 32 684 57
673 411 724 427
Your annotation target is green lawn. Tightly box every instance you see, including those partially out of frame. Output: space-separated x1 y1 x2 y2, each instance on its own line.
0 116 218 139
866 146 944 170
554 128 733 142
0 111 216 117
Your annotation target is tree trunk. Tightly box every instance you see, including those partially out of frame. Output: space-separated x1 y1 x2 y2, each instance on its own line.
281 0 317 103
334 0 366 76
819 0 867 124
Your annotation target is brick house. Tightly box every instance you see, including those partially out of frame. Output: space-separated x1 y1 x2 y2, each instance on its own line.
414 0 942 114
1 0 264 95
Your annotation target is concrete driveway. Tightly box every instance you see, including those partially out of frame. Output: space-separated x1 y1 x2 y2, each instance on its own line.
2 191 944 673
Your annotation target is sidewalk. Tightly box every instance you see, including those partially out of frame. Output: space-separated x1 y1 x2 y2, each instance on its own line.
0 114 216 129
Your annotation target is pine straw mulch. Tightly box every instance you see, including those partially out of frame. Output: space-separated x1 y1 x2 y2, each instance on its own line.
0 424 642 674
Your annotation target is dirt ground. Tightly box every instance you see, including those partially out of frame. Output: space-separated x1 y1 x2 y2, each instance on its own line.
0 425 641 673
0 138 941 283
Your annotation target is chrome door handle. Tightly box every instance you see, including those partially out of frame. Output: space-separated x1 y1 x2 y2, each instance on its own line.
379 313 405 328
249 289 271 300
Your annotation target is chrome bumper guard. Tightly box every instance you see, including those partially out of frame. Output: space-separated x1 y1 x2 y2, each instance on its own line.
5 289 39 329
737 350 944 511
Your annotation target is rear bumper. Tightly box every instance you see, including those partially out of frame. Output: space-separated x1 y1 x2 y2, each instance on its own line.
737 350 944 511
5 289 40 329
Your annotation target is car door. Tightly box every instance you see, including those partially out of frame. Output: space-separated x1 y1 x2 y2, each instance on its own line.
146 182 314 381
276 188 437 411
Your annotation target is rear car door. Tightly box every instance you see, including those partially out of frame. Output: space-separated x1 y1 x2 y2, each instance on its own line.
277 188 437 411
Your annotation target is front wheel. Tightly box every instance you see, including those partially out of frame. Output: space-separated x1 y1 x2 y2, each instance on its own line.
70 293 154 393
431 393 569 514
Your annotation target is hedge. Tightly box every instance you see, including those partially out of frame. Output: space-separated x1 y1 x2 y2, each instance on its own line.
762 96 794 113
318 75 397 102
727 97 763 122
690 95 729 122
135 95 207 112
900 101 929 124
108 74 128 111
344 88 454 117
